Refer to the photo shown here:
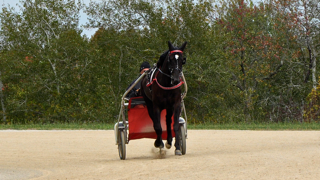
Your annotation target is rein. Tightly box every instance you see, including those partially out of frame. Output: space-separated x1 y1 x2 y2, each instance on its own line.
158 68 171 79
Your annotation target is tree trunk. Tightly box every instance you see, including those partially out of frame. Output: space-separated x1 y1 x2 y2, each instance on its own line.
311 50 317 89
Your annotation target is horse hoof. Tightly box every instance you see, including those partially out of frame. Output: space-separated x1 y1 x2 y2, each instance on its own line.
165 142 172 149
154 141 164 148
175 150 182 156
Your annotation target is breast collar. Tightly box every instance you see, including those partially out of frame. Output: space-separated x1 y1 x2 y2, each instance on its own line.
146 68 184 90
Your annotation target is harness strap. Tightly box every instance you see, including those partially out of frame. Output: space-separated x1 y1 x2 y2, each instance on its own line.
146 71 184 90
146 71 159 87
155 78 184 90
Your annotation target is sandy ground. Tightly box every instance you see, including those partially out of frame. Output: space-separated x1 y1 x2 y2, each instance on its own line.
0 130 320 180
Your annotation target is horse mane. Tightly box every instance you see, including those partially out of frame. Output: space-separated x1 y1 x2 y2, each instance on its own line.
156 48 178 68
157 50 169 68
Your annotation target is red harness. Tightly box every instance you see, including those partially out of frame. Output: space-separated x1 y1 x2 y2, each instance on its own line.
170 50 183 54
147 71 184 90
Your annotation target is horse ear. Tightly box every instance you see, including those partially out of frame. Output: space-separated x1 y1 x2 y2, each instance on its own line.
168 41 175 51
179 41 187 51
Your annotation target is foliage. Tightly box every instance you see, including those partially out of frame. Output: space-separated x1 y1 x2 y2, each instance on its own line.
304 77 320 122
0 0 98 123
213 0 313 122
1 0 320 124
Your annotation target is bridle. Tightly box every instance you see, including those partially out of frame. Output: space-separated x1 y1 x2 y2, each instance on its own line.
159 50 183 80
146 50 184 90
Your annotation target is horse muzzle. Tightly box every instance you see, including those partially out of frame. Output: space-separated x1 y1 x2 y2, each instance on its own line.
171 76 180 85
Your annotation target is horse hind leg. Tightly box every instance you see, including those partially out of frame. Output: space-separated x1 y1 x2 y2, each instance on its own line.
173 108 182 156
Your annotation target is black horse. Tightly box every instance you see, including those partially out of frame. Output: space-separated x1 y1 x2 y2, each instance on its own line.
141 41 187 155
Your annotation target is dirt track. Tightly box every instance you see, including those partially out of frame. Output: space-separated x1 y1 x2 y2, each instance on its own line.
0 130 320 180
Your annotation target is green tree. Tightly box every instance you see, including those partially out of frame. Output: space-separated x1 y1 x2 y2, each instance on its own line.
214 0 306 122
85 0 216 123
0 0 93 123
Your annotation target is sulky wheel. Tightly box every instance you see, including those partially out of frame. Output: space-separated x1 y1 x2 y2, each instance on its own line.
179 125 186 155
118 130 126 160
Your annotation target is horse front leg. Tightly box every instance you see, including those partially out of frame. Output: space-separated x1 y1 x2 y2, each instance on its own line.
153 108 164 148
173 105 182 155
165 108 173 149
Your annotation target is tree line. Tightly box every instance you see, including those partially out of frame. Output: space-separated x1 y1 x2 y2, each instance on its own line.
0 0 319 124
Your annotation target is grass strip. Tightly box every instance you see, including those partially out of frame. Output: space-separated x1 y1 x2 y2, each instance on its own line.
1 122 320 130
0 123 114 130
188 122 320 130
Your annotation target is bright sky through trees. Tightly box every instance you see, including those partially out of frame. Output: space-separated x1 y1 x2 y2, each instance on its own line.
1 0 98 37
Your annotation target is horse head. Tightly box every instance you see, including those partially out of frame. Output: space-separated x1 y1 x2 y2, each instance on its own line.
161 41 187 85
